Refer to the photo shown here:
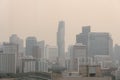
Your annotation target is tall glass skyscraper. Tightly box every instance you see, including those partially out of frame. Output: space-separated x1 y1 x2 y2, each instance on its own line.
57 21 65 67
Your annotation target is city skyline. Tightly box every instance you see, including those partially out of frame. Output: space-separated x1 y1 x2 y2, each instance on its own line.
1 0 120 79
0 0 120 49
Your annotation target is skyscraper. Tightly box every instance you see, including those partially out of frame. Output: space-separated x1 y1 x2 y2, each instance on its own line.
68 43 87 72
88 32 113 57
76 26 91 45
32 46 42 59
26 37 37 56
0 43 19 73
9 34 24 57
9 35 24 73
57 21 65 67
37 40 45 58
31 40 45 59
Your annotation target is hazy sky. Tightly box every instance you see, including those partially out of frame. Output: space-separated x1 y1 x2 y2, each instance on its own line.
0 0 120 48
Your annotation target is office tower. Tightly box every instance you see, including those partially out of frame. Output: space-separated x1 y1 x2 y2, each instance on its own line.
45 45 58 63
68 43 87 71
0 43 18 73
9 34 24 57
76 26 91 45
3 43 18 55
37 40 45 58
9 34 25 73
72 43 87 60
32 46 42 59
69 43 87 62
114 44 120 63
88 32 113 57
57 21 65 67
0 53 16 73
26 37 37 56
32 40 45 59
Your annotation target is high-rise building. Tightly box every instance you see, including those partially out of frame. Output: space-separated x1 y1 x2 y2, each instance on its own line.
26 37 37 56
0 43 18 73
76 26 91 45
114 44 120 63
32 40 45 59
32 46 42 59
9 34 24 57
0 53 16 73
45 45 58 63
37 40 45 58
9 34 25 73
22 56 36 73
37 59 48 72
57 21 65 67
68 43 87 61
67 43 87 72
3 43 18 55
88 32 113 57
22 57 48 73
72 43 87 60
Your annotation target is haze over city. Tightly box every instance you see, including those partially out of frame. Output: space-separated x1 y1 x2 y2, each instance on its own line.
0 0 120 48
1 0 120 80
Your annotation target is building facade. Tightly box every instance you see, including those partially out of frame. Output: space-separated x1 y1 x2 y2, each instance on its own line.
9 34 24 57
67 43 87 72
76 26 91 45
45 45 58 63
114 44 120 64
0 43 18 73
57 21 65 67
32 46 42 59
37 40 45 58
88 32 113 57
26 37 37 56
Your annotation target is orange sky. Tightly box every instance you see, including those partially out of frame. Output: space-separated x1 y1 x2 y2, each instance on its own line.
0 0 120 48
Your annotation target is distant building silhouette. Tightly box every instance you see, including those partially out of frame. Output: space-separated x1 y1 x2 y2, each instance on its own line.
45 45 58 63
88 32 113 57
114 44 120 62
9 34 24 73
32 45 42 59
76 26 91 45
68 43 87 72
26 37 37 56
9 34 24 57
37 40 45 58
57 21 65 67
0 43 19 73
32 40 45 59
